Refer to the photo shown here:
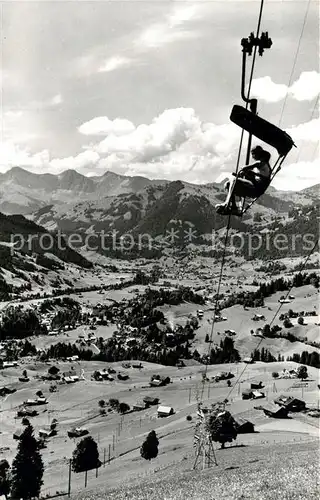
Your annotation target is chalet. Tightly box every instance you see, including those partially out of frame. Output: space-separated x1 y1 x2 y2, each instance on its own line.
243 357 254 364
250 381 264 389
274 396 306 412
252 390 265 399
280 368 298 379
242 389 253 400
143 396 159 407
39 428 54 438
24 397 48 406
157 405 174 417
3 361 18 368
132 362 143 369
235 418 255 434
67 427 88 438
133 401 147 411
224 329 236 336
150 375 170 387
262 403 289 418
66 355 79 362
176 360 185 368
16 408 38 418
0 386 16 397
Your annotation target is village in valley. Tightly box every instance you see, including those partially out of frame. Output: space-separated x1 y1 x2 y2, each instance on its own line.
0 1 319 499
0 254 319 498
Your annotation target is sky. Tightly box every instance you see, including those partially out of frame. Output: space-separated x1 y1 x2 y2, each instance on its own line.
0 0 319 190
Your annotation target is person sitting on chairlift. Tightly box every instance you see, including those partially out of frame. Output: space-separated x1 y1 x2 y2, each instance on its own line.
216 145 272 216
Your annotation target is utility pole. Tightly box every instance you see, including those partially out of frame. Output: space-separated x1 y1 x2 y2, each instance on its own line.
68 459 72 497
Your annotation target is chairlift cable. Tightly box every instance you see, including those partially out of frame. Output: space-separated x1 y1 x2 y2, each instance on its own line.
278 0 312 127
294 94 319 164
199 0 266 402
225 239 319 400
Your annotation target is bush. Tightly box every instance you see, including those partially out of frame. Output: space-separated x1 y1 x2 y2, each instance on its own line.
297 316 304 325
109 398 119 410
272 372 279 379
186 415 192 421
283 318 293 328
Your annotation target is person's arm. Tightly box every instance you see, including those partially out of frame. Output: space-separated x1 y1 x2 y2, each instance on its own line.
239 161 260 173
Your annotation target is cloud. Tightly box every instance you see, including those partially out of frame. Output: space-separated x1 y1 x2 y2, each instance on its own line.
93 108 202 162
250 71 320 102
50 94 63 106
286 118 320 142
78 116 135 136
0 142 50 173
98 56 132 73
290 72 320 101
2 106 318 190
4 110 23 120
137 3 200 49
50 150 100 173
273 158 320 191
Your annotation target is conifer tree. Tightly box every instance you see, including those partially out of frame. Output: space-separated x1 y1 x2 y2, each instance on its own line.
10 425 44 499
72 436 100 473
140 430 159 461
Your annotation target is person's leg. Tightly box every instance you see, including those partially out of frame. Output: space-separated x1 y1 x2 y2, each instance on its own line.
232 177 257 198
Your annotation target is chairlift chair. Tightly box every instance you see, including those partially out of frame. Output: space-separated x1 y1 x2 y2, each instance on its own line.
226 105 296 216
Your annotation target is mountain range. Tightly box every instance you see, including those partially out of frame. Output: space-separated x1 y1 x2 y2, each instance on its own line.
0 167 319 261
0 167 318 216
0 167 167 215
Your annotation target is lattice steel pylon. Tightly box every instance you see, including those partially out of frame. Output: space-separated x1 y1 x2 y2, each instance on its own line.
193 402 218 469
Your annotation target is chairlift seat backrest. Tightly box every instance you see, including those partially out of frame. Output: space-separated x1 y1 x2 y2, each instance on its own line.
230 105 295 156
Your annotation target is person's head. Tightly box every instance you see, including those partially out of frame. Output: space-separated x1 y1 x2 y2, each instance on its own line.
251 145 271 162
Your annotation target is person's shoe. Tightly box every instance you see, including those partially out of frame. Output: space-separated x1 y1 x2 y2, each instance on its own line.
229 206 242 217
216 203 230 215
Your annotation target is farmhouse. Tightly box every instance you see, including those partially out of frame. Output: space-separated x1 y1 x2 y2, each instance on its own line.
143 396 159 406
262 403 289 418
133 401 147 411
274 395 306 412
62 371 79 383
157 405 174 417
